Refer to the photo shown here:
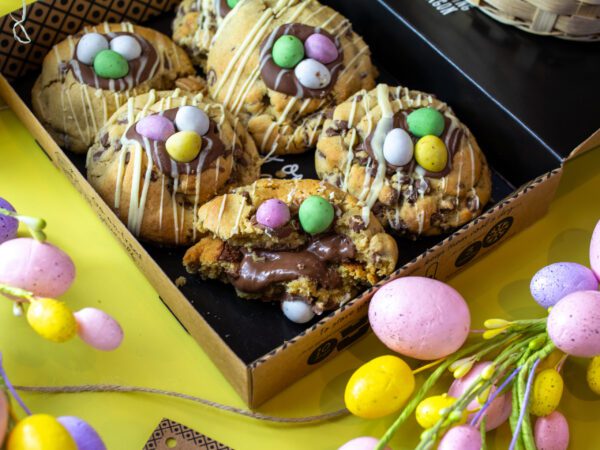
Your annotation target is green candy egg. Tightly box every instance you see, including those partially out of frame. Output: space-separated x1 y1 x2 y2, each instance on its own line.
407 107 445 137
298 195 334 234
93 49 129 79
272 35 304 69
227 0 239 7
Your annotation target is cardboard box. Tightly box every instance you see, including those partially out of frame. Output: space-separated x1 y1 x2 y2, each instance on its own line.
1 0 598 407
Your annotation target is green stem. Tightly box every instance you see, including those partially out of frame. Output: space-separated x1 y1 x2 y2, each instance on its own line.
0 207 47 242
480 418 487 450
0 284 34 302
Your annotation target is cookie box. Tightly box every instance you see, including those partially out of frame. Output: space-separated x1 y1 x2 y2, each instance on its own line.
1 0 599 407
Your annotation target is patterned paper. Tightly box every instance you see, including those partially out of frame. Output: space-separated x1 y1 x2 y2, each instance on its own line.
143 418 233 450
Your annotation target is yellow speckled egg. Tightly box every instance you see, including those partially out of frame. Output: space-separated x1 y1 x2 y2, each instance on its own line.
165 130 202 163
416 394 467 429
344 355 415 419
587 356 600 395
26 298 76 343
7 414 76 450
531 368 563 417
415 135 448 172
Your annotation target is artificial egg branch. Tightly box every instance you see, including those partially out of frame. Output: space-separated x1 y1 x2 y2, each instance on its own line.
0 207 47 242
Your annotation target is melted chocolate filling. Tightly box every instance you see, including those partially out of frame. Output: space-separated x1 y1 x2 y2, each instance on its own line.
215 0 232 18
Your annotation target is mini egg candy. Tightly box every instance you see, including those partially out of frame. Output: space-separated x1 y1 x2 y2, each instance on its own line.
0 198 18 245
304 33 338 64
7 414 77 450
76 33 109 65
175 106 210 136
415 135 448 172
93 49 129 79
406 108 445 137
227 0 240 7
135 115 176 142
369 277 470 360
587 356 600 395
272 34 304 69
530 262 598 309
415 394 465 429
298 195 334 234
74 308 124 351
58 416 106 450
166 130 202 163
590 220 600 280
256 199 291 229
337 437 392 450
547 290 600 357
282 299 314 323
531 368 564 417
294 59 331 89
534 411 569 450
383 128 414 166
344 355 415 419
109 35 142 61
437 425 482 450
27 298 77 343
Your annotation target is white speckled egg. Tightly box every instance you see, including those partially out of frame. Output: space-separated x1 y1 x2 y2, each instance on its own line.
534 411 569 450
76 33 109 65
110 35 142 61
383 128 414 166
282 299 315 323
591 220 600 280
294 58 331 89
175 106 210 136
438 425 481 450
530 262 598 309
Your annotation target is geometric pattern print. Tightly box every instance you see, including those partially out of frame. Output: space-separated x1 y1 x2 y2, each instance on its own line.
143 418 233 450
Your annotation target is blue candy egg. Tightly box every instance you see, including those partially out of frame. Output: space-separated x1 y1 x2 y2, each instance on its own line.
530 262 598 309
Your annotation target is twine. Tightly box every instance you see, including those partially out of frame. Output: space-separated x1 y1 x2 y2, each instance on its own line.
10 0 31 45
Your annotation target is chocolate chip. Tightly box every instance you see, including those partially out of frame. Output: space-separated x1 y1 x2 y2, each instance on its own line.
325 127 341 137
100 132 109 148
125 152 130 164
219 244 242 262
349 215 366 232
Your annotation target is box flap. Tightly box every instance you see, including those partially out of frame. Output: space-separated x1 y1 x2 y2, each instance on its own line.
567 128 600 161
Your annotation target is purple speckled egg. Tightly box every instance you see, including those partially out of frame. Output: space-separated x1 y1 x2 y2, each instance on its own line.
256 199 290 229
530 262 598 309
338 437 392 450
74 308 124 351
304 33 338 64
0 198 18 245
534 411 569 450
369 277 470 360
591 220 600 281
58 416 106 450
0 238 76 297
548 290 600 357
135 115 175 141
438 425 481 450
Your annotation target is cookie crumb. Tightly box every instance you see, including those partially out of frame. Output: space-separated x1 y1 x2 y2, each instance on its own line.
175 276 187 287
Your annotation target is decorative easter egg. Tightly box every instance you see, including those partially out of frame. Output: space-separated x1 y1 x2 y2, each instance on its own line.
383 128 414 166
27 298 77 343
587 356 600 395
345 355 415 419
272 35 304 69
0 238 76 297
175 106 210 136
415 135 448 172
294 59 331 89
0 198 18 245
76 33 109 65
591 220 600 280
7 414 77 450
437 425 482 450
304 33 338 64
135 115 175 142
74 308 124 351
534 411 569 450
256 199 291 229
227 0 240 7
406 108 445 137
58 416 106 450
298 196 334 234
531 368 563 417
281 300 314 323
448 361 512 430
547 290 600 357
369 277 470 360
530 262 598 309
338 437 392 450
109 35 142 61
0 391 8 446
166 131 202 163
93 49 129 79
416 395 466 429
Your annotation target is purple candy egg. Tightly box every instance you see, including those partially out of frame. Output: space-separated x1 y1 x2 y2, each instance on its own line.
58 416 106 450
256 199 290 229
0 198 18 245
530 262 598 309
304 33 338 64
135 115 175 141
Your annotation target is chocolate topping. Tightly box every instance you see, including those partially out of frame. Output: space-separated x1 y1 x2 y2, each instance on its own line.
215 0 232 18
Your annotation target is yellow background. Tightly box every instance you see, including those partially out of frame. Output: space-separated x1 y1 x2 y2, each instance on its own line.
0 104 599 449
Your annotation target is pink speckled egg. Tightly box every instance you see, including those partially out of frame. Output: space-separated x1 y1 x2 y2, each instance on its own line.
74 308 124 351
534 411 569 450
437 425 481 450
448 362 512 430
591 220 600 281
547 290 600 357
530 262 598 309
0 238 75 298
338 437 392 450
369 277 470 360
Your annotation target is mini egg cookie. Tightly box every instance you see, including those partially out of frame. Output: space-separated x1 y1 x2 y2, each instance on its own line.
205 0 377 156
183 179 398 320
32 22 196 153
87 89 261 246
316 84 492 237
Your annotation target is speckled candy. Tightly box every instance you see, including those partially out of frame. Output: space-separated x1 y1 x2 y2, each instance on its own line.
298 196 335 234
281 299 314 323
74 308 124 351
530 262 598 309
0 238 76 297
0 198 18 245
534 411 569 450
304 33 338 64
175 106 210 136
58 416 106 450
166 131 202 163
7 414 76 450
406 108 445 137
295 59 331 89
547 290 600 357
338 437 392 450
437 425 482 450
369 277 470 360
135 115 176 141
383 128 414 166
591 220 600 280
531 368 563 417
256 199 291 229
109 35 142 61
272 35 304 69
415 135 448 172
27 298 77 342
76 33 108 65
93 49 129 79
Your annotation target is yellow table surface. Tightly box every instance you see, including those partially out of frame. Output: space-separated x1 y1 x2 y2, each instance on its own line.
0 105 599 450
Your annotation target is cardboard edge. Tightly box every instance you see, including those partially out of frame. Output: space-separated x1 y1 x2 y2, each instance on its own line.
566 128 600 161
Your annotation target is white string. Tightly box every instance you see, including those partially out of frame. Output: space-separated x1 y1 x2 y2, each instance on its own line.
10 0 31 45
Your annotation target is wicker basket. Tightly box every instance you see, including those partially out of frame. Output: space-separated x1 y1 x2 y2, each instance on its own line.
468 0 600 41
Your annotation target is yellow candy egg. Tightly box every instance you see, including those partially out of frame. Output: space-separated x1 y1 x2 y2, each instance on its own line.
415 394 466 429
7 414 77 450
587 356 600 395
26 298 77 343
531 368 563 417
415 135 448 172
344 355 415 419
165 130 202 163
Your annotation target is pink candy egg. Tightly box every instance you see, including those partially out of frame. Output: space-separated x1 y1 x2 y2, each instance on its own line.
591 220 600 280
548 290 600 357
437 425 481 450
74 308 123 351
304 33 338 64
534 411 569 450
0 198 18 245
530 262 598 309
369 277 470 360
338 437 392 450
256 199 291 229
58 416 106 450
0 238 75 298
135 115 175 141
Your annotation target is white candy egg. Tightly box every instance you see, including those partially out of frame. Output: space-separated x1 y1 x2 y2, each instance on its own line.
110 35 142 61
294 58 331 89
282 300 315 323
76 33 109 65
175 106 210 136
383 128 414 166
